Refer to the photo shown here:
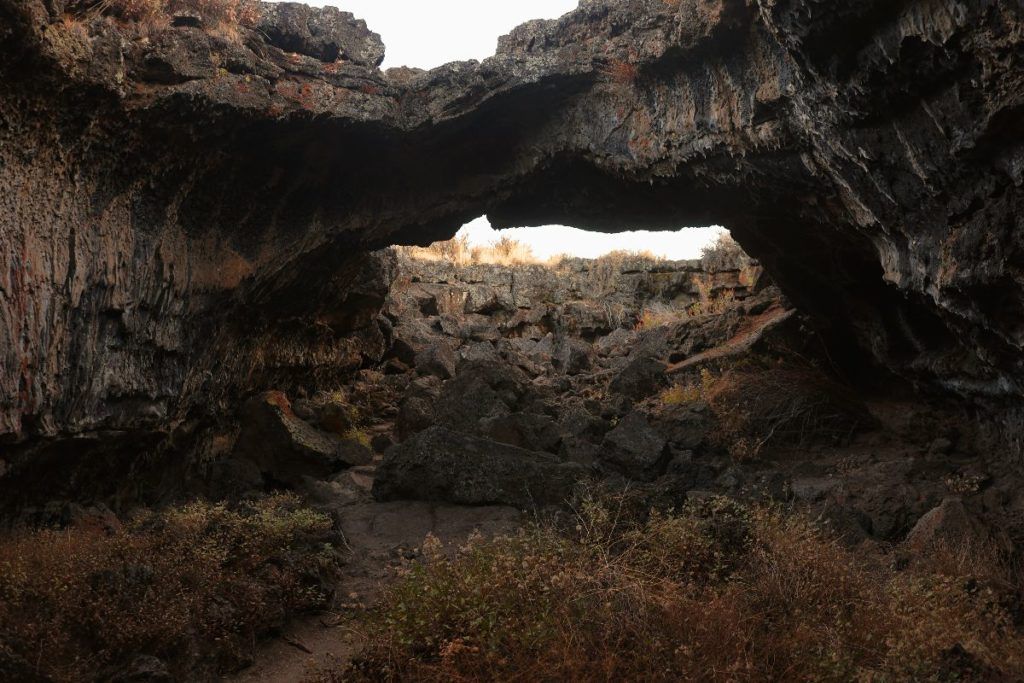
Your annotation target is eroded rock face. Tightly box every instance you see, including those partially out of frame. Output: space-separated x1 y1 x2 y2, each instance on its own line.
2 0 1023 463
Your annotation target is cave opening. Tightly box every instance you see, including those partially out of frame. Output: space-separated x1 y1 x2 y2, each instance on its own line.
4 0 1024 676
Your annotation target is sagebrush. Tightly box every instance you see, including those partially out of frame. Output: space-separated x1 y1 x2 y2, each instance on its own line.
0 495 339 682
326 495 1023 682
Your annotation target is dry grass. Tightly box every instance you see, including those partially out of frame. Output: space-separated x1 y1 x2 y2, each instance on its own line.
701 233 751 271
571 249 663 296
701 359 873 461
398 235 537 267
72 0 260 30
0 495 339 682
659 368 716 407
635 304 680 330
321 495 1024 682
688 274 738 317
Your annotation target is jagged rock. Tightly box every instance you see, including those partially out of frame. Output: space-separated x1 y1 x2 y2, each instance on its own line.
431 361 529 433
649 404 709 451
459 341 501 365
414 341 457 380
390 320 439 365
395 376 442 440
610 356 668 400
257 3 385 65
601 411 668 481
905 498 1005 554
553 338 593 375
234 392 372 485
479 412 562 453
464 284 515 315
595 328 637 358
373 426 587 507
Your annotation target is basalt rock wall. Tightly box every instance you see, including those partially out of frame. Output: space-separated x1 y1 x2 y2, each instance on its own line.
2 0 1023 461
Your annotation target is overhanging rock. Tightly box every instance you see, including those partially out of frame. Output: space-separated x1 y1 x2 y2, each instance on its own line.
1 0 1023 449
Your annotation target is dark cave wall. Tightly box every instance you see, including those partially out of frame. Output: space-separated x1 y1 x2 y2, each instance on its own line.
1 0 1023 463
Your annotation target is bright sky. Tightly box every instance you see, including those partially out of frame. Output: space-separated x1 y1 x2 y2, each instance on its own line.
326 0 580 69
459 218 727 261
284 1 724 259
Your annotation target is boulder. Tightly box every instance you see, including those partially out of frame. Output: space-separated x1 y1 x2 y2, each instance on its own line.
460 341 501 365
373 427 587 508
234 392 372 485
649 404 709 451
553 338 593 375
390 320 439 365
432 361 530 435
257 3 385 65
610 355 667 400
395 376 442 440
414 341 457 380
479 412 562 453
601 411 668 481
595 328 638 357
905 498 1007 555
465 284 515 314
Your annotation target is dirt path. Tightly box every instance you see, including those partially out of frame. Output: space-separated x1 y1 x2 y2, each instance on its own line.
229 466 521 682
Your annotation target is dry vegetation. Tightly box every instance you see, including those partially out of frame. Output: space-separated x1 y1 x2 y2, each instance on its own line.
703 359 872 461
72 0 260 30
0 495 339 682
700 233 752 271
398 235 538 267
663 358 872 461
322 494 1023 682
398 236 669 274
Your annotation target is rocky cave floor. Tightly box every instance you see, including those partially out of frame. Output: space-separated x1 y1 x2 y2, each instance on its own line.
10 249 1024 681
220 251 1024 680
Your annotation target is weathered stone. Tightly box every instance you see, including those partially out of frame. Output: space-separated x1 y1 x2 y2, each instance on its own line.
233 392 371 485
257 3 385 65
601 411 668 481
610 356 668 400
905 498 997 553
373 426 586 507
414 341 457 380
479 412 562 453
553 338 593 375
395 376 442 441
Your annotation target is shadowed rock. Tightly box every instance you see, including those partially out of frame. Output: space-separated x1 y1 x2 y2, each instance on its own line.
2 0 1024 472
373 426 587 508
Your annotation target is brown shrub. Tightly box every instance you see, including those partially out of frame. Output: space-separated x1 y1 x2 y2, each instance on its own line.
398 235 537 266
0 495 339 682
703 360 873 460
322 496 1024 682
635 304 680 330
74 0 260 30
700 233 751 271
